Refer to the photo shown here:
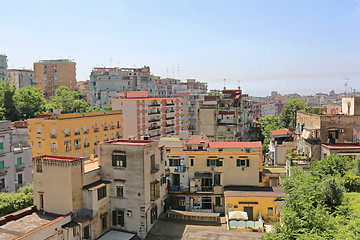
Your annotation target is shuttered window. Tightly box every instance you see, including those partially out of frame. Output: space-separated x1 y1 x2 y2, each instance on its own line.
112 153 127 167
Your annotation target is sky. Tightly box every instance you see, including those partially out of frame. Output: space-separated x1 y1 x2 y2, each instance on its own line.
1 0 359 96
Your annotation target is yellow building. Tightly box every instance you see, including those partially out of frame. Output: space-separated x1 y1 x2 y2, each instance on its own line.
28 110 123 159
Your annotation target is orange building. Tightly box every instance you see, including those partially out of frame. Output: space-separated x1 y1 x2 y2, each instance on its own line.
34 59 76 99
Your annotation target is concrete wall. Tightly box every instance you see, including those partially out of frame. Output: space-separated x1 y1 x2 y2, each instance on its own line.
198 109 216 140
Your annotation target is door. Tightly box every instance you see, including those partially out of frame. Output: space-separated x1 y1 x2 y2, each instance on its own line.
244 206 253 220
201 197 212 209
173 174 180 186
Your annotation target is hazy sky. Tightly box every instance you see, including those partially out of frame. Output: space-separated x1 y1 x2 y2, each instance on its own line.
1 0 359 96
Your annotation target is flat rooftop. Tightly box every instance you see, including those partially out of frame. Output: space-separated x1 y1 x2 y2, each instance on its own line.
0 211 62 240
322 143 360 150
209 141 262 149
34 155 83 162
224 186 286 198
84 159 99 172
102 139 155 145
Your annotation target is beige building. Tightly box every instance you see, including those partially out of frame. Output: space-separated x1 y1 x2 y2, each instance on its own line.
7 139 166 239
28 110 123 159
112 91 181 140
297 96 360 160
160 137 262 213
77 80 91 105
268 129 296 165
34 59 76 99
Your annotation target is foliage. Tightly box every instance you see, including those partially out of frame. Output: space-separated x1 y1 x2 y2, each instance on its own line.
279 98 307 129
0 78 19 121
46 86 91 113
0 185 33 217
103 102 112 111
262 155 360 240
258 115 281 152
305 106 326 115
14 86 46 119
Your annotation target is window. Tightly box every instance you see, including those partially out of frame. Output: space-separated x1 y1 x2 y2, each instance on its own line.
97 186 107 200
169 158 180 167
112 153 127 167
39 193 44 209
150 181 160 201
101 214 107 230
65 140 71 151
74 139 81 149
83 225 90 239
112 210 124 227
36 164 42 173
116 186 124 198
214 174 221 186
17 157 22 165
207 158 216 166
190 158 194 166
37 128 41 134
0 142 3 150
51 143 56 152
18 174 23 184
0 161 4 169
268 207 273 216
38 142 42 149
198 146 203 150
215 197 221 206
150 205 158 224
237 158 249 167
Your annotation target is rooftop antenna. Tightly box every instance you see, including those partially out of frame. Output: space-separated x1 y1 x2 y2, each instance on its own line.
238 80 241 90
344 78 350 96
223 78 226 90
109 57 112 67
172 67 175 78
166 68 169 78
177 66 180 79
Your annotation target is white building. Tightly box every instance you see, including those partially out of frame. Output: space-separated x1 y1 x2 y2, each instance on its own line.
0 54 8 81
8 69 35 89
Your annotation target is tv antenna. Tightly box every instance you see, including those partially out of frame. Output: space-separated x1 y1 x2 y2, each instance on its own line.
344 77 350 96
223 78 226 90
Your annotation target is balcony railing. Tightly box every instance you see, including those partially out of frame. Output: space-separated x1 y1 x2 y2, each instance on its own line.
166 102 175 106
74 131 80 135
110 126 115 130
149 103 161 107
94 127 99 132
166 116 175 120
64 133 71 137
16 164 25 172
148 118 160 123
166 130 175 134
0 169 8 176
197 186 213 192
150 163 160 173
166 124 175 127
75 145 81 150
84 130 89 134
84 143 90 148
148 111 161 115
166 110 175 113
50 134 56 138
149 126 161 130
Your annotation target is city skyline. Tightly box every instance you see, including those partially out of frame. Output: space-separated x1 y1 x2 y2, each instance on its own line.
1 0 359 96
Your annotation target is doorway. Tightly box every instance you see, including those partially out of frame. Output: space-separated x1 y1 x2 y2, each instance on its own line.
244 206 253 220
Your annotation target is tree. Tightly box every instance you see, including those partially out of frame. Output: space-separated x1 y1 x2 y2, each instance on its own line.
0 79 19 121
0 185 33 217
46 86 91 113
258 115 281 152
14 86 47 119
104 102 112 111
279 98 306 129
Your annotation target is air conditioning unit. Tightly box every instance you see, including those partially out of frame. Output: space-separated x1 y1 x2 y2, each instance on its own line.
126 210 132 217
211 165 216 171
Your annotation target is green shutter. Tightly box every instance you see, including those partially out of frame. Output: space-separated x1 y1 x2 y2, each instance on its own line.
122 155 127 167
0 161 4 169
17 157 22 165
328 130 331 139
335 130 339 139
215 197 221 206
112 155 116 166
112 211 117 225
216 159 223 167
207 159 210 166
0 143 3 150
119 210 124 227
236 159 240 167
246 159 249 167
169 159 173 166
18 174 22 184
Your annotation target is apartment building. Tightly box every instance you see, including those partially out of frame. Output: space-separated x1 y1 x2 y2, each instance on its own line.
0 121 32 193
89 66 153 108
198 89 256 142
160 137 263 213
7 69 35 89
17 139 165 239
0 54 8 81
77 80 91 104
34 59 76 99
297 96 360 160
268 128 296 165
112 91 181 140
28 111 123 159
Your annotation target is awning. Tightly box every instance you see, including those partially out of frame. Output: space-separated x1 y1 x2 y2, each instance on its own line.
194 172 212 179
229 211 248 220
301 129 311 139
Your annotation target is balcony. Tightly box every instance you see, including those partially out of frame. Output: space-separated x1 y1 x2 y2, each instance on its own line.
166 116 175 120
149 103 161 107
84 130 89 134
149 126 161 131
84 143 90 148
166 123 175 127
148 118 160 123
94 141 99 145
16 164 25 172
74 131 80 135
166 130 175 134
0 169 8 176
94 127 99 132
117 125 121 129
75 145 81 150
197 186 213 192
150 133 161 138
150 163 160 173
166 110 175 113
148 111 161 115
110 126 115 130
50 134 56 138
166 102 175 106
64 133 71 137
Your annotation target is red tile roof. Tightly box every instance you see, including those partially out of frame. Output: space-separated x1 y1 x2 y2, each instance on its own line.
209 141 262 149
321 143 360 149
34 155 83 162
270 128 292 136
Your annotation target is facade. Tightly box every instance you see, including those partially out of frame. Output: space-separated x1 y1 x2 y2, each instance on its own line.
34 59 76 99
0 54 8 82
268 129 296 165
27 111 123 159
297 97 360 160
0 121 32 193
7 69 35 89
77 80 91 104
89 66 152 108
112 91 181 140
160 138 263 213
198 89 256 142
321 143 360 159
28 139 165 239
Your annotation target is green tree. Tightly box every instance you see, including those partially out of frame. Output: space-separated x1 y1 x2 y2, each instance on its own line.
258 115 280 152
104 102 112 111
0 185 33 217
279 98 306 129
46 86 91 113
0 79 19 121
14 86 47 119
